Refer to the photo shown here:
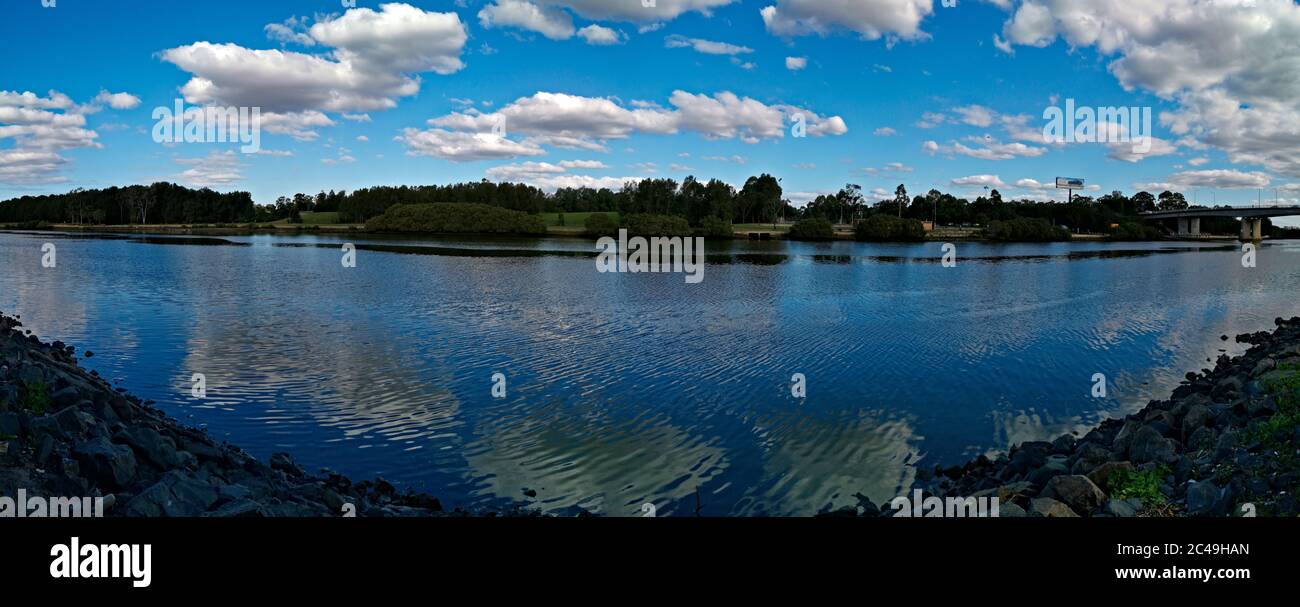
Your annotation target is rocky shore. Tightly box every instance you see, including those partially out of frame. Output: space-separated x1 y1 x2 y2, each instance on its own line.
833 317 1300 517
0 313 546 517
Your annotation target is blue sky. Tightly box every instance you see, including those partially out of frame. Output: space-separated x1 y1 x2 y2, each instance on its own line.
3 0 1298 213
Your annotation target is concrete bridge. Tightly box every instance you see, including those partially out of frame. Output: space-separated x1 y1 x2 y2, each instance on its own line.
1141 206 1300 240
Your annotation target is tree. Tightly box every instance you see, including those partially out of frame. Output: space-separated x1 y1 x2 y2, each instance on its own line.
1157 190 1188 211
893 184 908 218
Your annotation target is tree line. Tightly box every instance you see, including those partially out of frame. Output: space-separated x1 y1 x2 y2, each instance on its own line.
0 176 1273 238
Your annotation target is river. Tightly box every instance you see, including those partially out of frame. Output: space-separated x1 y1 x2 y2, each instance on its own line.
2 229 1298 515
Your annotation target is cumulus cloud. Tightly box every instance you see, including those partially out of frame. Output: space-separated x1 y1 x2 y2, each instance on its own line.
0 89 121 184
760 0 934 41
160 4 467 141
951 174 1007 188
485 160 640 191
992 0 1300 177
478 0 576 40
174 150 246 187
786 56 808 70
396 128 546 162
577 24 625 45
403 90 847 159
534 0 735 23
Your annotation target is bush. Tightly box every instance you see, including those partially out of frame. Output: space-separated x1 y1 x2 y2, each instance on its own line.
984 217 1070 242
1109 222 1162 241
583 213 619 237
855 215 926 242
621 214 694 237
365 203 548 235
696 217 734 238
788 217 835 241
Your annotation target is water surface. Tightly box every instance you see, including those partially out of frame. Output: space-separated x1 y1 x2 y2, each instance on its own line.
2 230 1297 515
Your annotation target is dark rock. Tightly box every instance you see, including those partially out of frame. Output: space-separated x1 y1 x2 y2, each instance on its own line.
1130 426 1178 465
269 452 306 477
1041 475 1107 514
113 426 183 469
1104 498 1143 517
1185 480 1227 516
1029 497 1078 517
72 436 137 490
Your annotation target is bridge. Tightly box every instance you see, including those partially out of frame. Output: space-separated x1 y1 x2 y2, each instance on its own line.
1141 206 1300 240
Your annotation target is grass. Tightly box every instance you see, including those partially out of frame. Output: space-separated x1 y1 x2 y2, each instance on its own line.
1107 465 1170 506
542 212 619 228
21 380 51 414
272 211 344 226
1252 362 1300 450
733 223 791 232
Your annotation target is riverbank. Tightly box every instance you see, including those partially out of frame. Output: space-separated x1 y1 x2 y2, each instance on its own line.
4 222 1247 243
0 312 551 517
835 317 1300 517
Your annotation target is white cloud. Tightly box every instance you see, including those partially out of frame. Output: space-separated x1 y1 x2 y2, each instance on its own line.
534 0 735 23
174 150 246 187
264 17 316 47
665 34 753 55
993 0 1300 177
924 137 1047 161
873 127 897 136
160 3 467 142
953 105 996 128
396 128 546 162
786 56 808 70
951 174 1007 188
760 0 934 41
91 91 141 111
410 90 847 157
478 0 575 40
577 24 625 45
0 90 108 184
485 160 640 191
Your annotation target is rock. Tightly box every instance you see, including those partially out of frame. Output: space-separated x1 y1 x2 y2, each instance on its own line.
1129 426 1178 465
1112 419 1142 457
1041 475 1107 514
998 502 1027 517
1029 497 1079 518
1186 426 1218 452
1086 461 1134 490
205 499 266 517
72 436 137 490
269 452 305 477
1252 358 1276 377
114 426 182 469
54 406 93 436
1185 480 1227 516
1181 404 1211 441
0 411 20 436
1104 498 1143 517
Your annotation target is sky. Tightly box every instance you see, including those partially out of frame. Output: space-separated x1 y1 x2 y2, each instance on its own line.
3 0 1299 217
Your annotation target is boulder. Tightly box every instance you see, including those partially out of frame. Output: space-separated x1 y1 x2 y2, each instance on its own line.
72 436 137 490
1029 497 1079 518
1185 480 1228 516
1129 426 1178 465
1086 461 1134 490
1041 475 1107 514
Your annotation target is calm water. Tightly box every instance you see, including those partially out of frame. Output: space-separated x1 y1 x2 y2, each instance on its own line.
3 229 1299 516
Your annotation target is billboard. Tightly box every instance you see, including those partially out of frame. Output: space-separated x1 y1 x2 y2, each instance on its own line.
1056 177 1085 189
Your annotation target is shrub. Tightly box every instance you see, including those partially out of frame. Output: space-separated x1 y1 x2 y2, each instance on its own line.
365 203 548 235
1109 222 1162 241
583 213 619 237
984 217 1070 242
621 214 694 237
855 215 926 242
21 380 51 414
788 217 835 241
696 217 735 238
